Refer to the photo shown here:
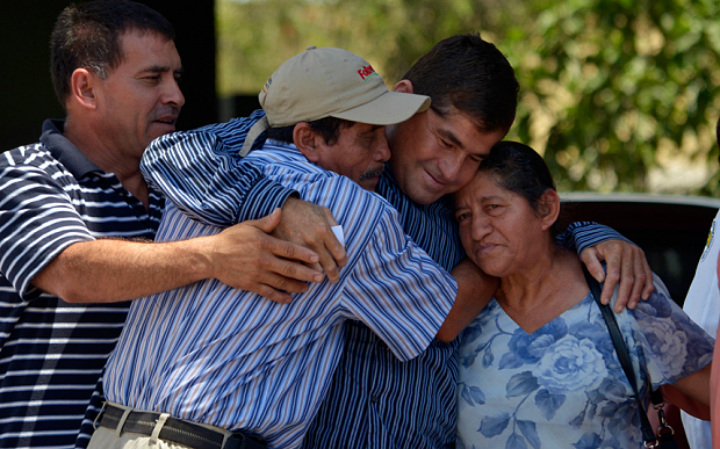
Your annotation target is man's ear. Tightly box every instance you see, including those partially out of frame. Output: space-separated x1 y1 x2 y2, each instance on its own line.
539 189 561 231
393 79 414 94
293 122 322 162
70 68 98 110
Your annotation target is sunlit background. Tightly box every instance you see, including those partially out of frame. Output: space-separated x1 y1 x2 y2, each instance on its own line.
216 0 720 196
2 0 719 197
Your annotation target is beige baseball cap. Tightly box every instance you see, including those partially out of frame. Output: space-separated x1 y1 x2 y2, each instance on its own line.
239 46 431 156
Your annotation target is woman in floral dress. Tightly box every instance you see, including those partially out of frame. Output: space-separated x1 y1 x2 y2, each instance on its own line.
453 141 713 449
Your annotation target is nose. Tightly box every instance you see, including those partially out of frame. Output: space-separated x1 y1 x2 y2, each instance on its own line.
164 77 185 109
471 213 492 241
374 130 391 163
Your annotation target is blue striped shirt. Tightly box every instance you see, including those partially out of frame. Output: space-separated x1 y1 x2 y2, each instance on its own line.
140 111 625 448
304 171 464 448
140 110 295 226
105 142 456 449
0 120 163 449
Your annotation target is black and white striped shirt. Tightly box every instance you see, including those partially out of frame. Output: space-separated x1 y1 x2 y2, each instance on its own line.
0 120 164 449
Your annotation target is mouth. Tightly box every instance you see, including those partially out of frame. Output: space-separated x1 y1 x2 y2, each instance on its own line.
154 116 178 126
152 106 181 129
360 166 384 181
424 170 448 191
149 116 179 138
358 167 385 190
476 243 498 256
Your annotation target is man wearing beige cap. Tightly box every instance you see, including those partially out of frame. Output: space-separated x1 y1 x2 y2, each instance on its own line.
88 46 480 449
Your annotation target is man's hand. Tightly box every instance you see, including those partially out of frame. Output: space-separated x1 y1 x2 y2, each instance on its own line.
272 197 348 283
580 238 654 312
208 208 326 303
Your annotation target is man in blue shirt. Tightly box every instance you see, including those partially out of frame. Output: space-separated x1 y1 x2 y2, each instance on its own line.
139 35 655 448
92 46 483 449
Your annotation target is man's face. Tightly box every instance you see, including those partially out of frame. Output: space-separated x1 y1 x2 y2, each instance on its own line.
92 29 184 158
315 123 391 191
386 105 506 205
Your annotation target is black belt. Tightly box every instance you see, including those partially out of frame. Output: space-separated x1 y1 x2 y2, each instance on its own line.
98 403 267 449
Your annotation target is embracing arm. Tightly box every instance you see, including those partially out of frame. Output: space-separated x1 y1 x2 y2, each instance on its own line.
32 208 324 304
561 221 654 312
435 259 498 342
141 112 292 226
141 112 346 281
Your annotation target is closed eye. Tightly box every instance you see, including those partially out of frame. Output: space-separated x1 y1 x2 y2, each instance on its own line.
139 73 162 85
455 211 471 222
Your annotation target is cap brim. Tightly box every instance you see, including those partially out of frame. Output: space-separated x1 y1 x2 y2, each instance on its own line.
331 91 431 125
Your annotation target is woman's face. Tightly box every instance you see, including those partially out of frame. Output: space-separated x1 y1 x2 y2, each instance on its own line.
454 172 552 278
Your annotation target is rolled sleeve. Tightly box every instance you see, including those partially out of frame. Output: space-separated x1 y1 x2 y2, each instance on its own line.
343 206 456 362
558 221 630 255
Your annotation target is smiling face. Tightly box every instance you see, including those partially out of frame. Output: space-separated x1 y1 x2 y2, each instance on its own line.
454 173 554 278
386 106 506 205
313 122 391 190
92 29 185 159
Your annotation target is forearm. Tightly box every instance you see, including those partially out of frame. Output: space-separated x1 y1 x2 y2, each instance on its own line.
31 210 330 304
436 259 498 342
664 364 712 420
31 238 215 303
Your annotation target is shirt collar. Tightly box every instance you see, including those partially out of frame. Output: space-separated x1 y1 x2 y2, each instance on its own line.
261 139 319 165
39 119 102 179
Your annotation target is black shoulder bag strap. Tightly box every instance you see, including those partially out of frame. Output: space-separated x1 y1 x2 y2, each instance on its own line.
582 267 678 449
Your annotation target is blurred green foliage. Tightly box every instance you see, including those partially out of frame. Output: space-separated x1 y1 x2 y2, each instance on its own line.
217 0 720 195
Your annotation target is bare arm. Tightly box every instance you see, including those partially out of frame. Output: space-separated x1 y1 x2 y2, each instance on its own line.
660 364 711 420
581 239 654 312
435 259 499 342
32 208 325 304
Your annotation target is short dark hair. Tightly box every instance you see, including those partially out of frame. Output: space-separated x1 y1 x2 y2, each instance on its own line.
50 0 175 106
266 117 353 146
403 33 519 134
478 141 560 235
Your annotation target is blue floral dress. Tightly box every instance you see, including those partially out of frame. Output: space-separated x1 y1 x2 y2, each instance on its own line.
456 277 714 449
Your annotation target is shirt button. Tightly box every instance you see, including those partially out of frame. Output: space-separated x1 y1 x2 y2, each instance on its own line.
371 396 380 403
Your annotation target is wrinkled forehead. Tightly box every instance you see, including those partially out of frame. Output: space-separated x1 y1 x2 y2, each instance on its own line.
117 28 176 57
454 170 505 201
114 29 181 71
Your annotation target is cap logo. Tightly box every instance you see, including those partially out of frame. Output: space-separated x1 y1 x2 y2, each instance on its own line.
263 77 273 94
358 65 378 81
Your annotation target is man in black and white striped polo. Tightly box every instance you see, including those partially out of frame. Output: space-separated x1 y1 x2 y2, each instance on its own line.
0 2 346 448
